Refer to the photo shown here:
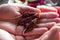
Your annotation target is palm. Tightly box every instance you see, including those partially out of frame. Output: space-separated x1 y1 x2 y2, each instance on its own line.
0 4 60 40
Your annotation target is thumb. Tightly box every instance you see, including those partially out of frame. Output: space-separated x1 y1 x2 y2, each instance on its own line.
35 26 60 40
18 5 41 18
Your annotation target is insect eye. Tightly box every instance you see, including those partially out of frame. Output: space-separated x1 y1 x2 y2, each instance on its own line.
29 13 34 16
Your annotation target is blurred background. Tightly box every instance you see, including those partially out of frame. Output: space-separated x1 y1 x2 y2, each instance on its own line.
0 0 60 7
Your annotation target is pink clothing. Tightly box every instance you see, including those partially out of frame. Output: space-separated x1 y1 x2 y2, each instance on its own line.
28 0 45 7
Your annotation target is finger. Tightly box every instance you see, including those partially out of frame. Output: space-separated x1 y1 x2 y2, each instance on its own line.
19 5 41 13
18 5 41 18
55 23 60 27
40 12 59 19
15 26 24 36
25 35 41 40
45 26 60 40
11 34 15 39
0 4 21 19
37 22 56 29
23 28 48 36
0 22 16 35
35 26 60 40
0 29 15 40
37 5 57 12
39 18 60 23
16 36 25 40
54 32 60 40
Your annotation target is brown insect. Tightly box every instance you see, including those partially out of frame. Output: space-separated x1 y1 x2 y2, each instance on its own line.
17 12 40 33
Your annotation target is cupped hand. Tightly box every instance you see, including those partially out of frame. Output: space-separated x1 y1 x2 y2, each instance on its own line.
0 4 60 40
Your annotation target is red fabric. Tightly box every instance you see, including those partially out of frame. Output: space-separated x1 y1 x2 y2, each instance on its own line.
28 0 45 7
20 0 26 2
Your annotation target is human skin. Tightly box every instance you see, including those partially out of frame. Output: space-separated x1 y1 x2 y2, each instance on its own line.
0 4 60 40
